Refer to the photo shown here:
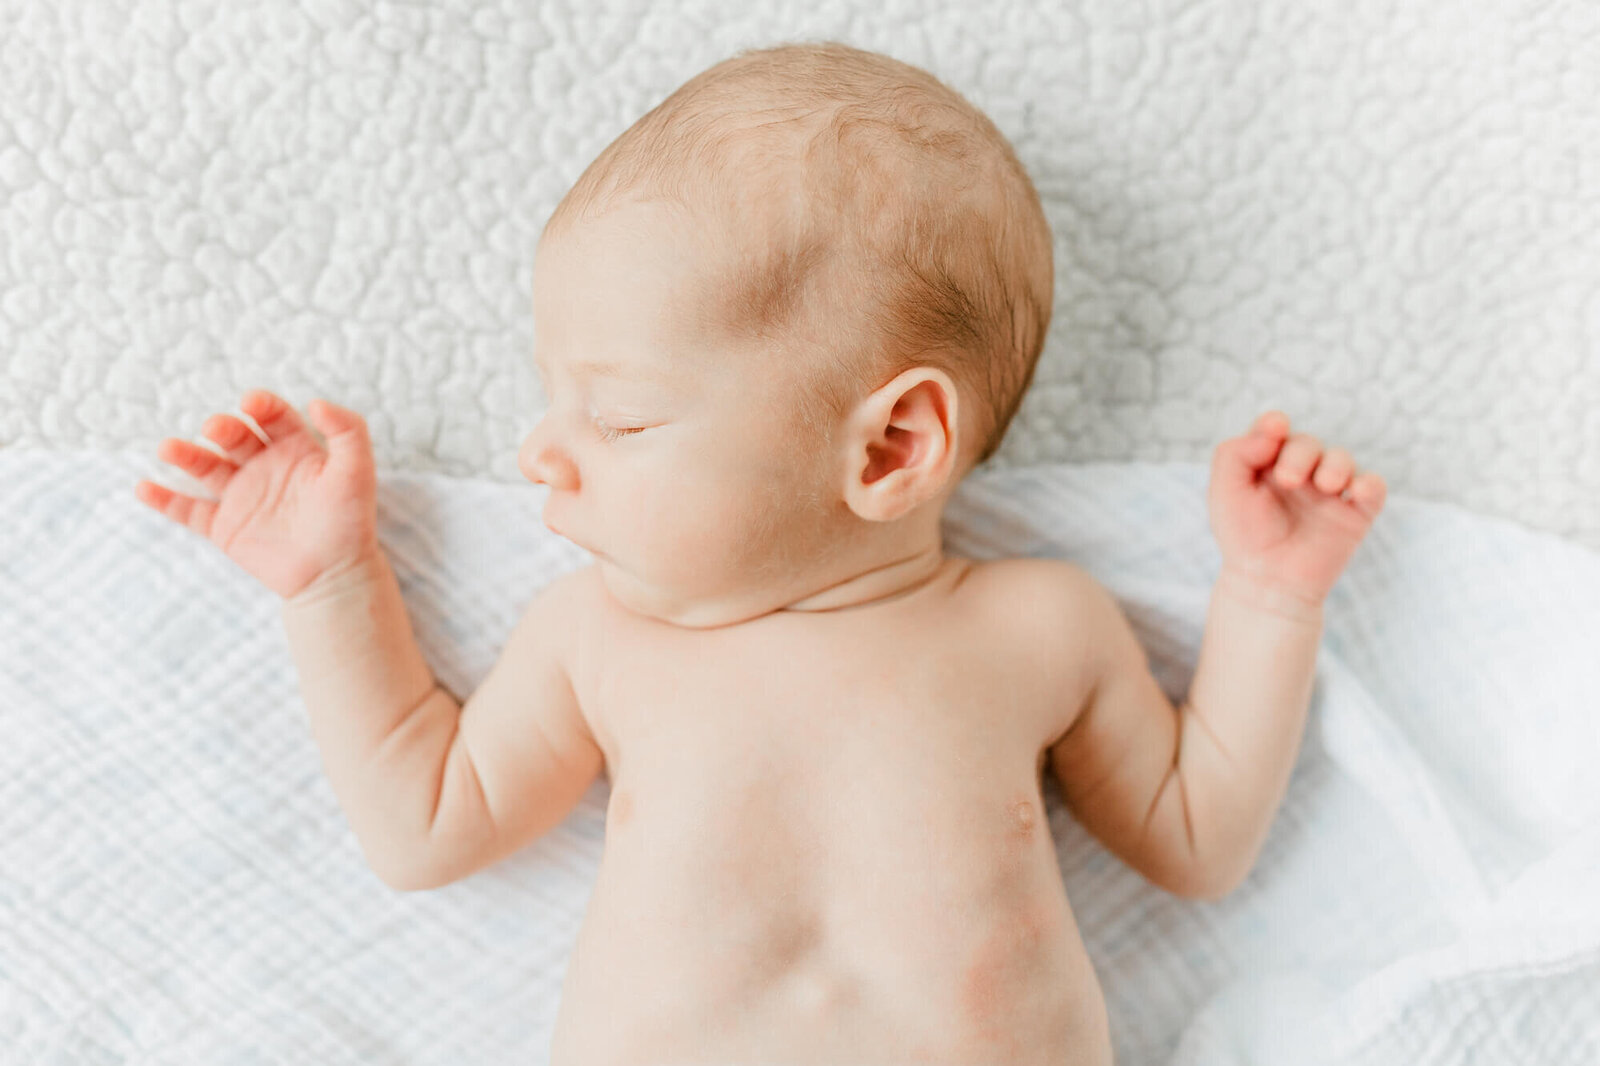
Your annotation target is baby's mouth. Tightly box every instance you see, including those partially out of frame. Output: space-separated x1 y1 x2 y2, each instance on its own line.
547 518 606 560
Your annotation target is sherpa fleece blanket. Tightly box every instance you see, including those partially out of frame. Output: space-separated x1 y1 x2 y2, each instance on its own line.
1 0 1597 547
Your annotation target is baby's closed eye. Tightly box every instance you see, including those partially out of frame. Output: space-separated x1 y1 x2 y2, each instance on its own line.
594 418 646 442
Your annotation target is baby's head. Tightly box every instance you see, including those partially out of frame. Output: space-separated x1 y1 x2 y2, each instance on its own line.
521 41 1053 627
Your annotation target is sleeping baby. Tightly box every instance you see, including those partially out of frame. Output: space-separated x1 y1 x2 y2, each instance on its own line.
135 40 1386 1066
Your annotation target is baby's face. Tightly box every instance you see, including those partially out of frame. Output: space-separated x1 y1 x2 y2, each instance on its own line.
521 199 844 628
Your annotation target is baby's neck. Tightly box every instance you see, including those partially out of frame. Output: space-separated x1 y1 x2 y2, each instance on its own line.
778 543 949 614
604 533 956 630
598 508 960 629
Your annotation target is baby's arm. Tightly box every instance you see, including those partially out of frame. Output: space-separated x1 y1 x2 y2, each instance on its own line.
281 555 603 891
1049 412 1386 900
1049 567 1323 900
137 391 602 892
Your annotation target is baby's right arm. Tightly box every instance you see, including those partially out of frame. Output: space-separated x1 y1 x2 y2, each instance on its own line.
138 391 604 890
280 552 603 890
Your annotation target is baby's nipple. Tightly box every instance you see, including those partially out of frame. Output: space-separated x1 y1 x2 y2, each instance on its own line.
1007 794 1038 838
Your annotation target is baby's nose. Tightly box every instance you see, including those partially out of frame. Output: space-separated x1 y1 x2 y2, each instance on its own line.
518 423 577 490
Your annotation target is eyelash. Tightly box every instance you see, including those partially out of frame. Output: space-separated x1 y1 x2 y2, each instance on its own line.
595 420 644 442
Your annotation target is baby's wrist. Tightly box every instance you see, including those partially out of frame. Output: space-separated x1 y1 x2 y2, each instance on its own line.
1214 566 1326 623
282 543 388 609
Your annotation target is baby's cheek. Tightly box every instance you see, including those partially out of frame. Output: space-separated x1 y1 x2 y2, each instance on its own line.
640 456 802 580
714 494 786 568
643 484 751 571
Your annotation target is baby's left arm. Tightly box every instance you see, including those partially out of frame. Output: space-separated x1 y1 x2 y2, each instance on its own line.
1049 412 1386 900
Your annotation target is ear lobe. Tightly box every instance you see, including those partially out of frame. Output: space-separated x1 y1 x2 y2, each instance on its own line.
845 368 959 522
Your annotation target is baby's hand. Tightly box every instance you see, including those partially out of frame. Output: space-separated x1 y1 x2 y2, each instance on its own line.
135 391 380 600
1207 411 1387 606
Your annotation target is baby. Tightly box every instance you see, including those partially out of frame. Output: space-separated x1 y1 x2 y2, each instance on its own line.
135 41 1386 1066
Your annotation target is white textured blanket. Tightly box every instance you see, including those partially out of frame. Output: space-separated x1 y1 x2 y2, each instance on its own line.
3 449 1597 1064
1 0 1597 549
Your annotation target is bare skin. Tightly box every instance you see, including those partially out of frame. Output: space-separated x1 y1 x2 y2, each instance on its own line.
548 554 1112 1064
134 197 1386 1062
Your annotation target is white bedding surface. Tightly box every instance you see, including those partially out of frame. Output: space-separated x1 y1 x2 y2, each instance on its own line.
1 0 1597 549
4 449 1597 1064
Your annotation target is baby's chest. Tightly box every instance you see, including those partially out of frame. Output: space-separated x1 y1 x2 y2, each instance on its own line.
593 718 1063 997
580 595 1083 787
584 628 1075 915
557 588 1105 1050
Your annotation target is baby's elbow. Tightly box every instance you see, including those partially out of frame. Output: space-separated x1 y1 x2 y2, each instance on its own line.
375 865 447 893
1167 857 1250 902
365 847 455 893
1170 873 1237 903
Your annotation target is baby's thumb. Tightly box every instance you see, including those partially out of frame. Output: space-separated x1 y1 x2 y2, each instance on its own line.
1212 430 1282 494
307 399 372 472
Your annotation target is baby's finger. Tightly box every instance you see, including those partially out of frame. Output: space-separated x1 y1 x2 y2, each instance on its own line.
1249 410 1291 440
1238 428 1284 468
156 437 238 497
306 398 373 480
134 480 219 539
1343 471 1388 520
1272 433 1323 488
1311 447 1355 495
1212 429 1284 496
202 412 269 467
240 390 312 447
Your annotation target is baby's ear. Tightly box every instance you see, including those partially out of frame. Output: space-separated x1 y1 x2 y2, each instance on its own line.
840 366 960 522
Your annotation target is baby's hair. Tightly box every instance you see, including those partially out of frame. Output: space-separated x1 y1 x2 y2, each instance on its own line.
545 41 1054 472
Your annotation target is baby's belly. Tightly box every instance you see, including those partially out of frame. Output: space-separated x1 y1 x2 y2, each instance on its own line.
548 783 1112 1065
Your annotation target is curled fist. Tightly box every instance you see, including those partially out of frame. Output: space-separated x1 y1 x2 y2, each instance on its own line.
1208 411 1387 607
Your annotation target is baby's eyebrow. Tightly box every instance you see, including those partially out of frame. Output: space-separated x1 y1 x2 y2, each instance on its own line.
574 359 637 380
535 355 669 384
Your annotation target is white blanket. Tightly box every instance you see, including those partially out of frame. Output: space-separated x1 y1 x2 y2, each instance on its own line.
2 0 1597 550
3 448 1597 1064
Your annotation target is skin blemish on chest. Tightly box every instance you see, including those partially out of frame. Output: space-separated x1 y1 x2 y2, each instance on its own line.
960 940 1027 1054
953 794 1051 1050
959 904 1049 1054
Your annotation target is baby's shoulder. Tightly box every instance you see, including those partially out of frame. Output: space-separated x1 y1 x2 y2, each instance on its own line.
533 561 605 616
949 557 1108 718
955 555 1104 640
521 562 609 666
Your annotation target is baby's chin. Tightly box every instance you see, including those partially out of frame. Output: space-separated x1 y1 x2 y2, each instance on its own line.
592 558 679 622
593 557 777 630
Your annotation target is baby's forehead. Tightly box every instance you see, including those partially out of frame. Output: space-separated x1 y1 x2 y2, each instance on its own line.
527 203 765 378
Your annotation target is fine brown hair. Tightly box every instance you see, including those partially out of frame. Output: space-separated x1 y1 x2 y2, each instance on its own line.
545 41 1054 473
